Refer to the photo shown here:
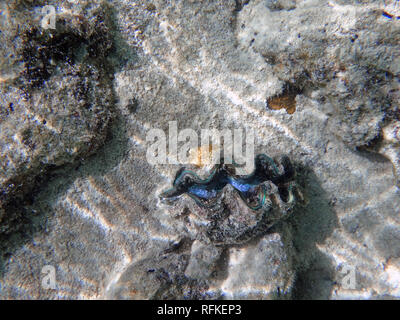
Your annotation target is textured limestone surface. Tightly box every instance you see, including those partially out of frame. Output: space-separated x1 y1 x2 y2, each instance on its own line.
0 1 116 248
0 0 399 299
220 232 295 299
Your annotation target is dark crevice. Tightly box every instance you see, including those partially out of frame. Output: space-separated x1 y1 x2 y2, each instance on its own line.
234 0 250 12
231 0 250 41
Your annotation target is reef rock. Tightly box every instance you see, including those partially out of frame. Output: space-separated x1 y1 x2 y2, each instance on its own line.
0 0 399 300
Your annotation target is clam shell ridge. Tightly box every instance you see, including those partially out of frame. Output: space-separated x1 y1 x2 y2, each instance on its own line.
160 154 300 245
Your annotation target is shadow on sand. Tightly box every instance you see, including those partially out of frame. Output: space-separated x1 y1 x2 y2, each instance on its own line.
289 165 339 299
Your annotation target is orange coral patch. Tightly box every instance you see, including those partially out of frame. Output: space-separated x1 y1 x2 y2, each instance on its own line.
267 93 297 114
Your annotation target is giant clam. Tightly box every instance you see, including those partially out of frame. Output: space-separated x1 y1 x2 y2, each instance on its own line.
160 154 301 245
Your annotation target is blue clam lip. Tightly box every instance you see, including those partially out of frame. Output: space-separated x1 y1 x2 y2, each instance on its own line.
159 154 295 210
